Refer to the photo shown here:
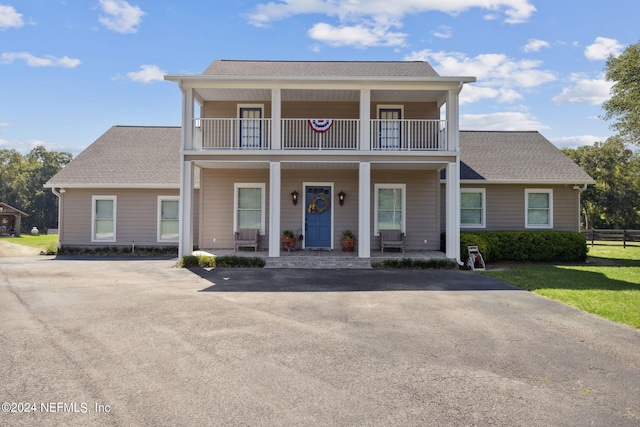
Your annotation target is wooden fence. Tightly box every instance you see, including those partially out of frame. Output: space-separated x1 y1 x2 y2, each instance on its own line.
581 229 640 248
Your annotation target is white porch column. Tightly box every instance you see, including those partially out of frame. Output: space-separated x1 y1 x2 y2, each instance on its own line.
359 89 371 151
445 161 461 263
268 161 282 257
358 161 371 258
271 88 281 150
178 160 194 257
445 88 460 152
182 87 194 150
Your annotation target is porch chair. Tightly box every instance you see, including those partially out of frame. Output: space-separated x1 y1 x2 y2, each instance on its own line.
380 229 405 253
234 228 259 252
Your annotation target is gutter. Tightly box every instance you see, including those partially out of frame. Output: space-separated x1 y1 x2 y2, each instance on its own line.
51 188 65 249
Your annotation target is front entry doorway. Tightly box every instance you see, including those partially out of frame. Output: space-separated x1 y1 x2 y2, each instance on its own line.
305 185 332 249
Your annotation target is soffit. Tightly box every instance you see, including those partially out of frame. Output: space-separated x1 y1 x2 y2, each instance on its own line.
194 88 444 103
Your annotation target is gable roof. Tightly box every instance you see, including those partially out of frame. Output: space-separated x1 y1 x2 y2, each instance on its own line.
45 126 181 188
0 202 28 217
459 131 594 184
202 60 441 78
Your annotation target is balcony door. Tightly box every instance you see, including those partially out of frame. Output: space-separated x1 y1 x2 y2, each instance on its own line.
379 108 402 149
239 107 262 148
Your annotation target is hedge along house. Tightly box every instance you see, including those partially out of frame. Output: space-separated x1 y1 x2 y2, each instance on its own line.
164 60 476 262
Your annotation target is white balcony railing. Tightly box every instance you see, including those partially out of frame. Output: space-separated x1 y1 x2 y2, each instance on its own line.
192 118 447 151
282 119 359 150
369 119 447 151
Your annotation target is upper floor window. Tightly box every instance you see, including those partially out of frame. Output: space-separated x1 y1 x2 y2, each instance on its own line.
374 184 406 235
525 189 553 228
461 189 486 228
238 105 263 149
92 195 116 242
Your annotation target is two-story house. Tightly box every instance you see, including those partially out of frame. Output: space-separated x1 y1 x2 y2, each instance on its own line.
164 60 475 261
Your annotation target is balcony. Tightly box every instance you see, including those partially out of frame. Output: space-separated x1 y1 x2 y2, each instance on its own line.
192 118 448 152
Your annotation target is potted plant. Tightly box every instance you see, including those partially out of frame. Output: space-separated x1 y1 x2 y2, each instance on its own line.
281 230 296 250
341 230 356 252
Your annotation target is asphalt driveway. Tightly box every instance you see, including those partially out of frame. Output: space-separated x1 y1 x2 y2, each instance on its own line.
1 257 639 426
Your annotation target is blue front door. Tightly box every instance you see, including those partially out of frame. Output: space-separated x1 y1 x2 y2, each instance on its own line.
305 186 331 248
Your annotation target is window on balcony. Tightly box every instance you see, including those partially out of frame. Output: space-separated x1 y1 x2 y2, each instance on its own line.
239 106 263 149
378 106 402 149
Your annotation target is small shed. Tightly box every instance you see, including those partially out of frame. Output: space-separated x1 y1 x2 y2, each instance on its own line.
0 202 29 237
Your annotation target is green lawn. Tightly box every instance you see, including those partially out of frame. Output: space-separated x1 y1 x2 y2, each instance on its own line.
8 234 58 252
483 244 640 328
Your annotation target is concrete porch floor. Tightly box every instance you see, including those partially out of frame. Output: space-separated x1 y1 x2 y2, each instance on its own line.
194 247 449 268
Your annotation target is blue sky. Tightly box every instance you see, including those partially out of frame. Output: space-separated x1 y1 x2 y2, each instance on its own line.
1 0 638 156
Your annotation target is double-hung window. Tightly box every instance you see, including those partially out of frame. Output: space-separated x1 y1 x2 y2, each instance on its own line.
374 184 406 234
525 189 553 228
234 183 265 233
158 196 179 242
461 189 486 228
92 195 116 242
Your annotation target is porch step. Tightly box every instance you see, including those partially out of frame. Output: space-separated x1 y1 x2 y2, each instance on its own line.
265 256 372 269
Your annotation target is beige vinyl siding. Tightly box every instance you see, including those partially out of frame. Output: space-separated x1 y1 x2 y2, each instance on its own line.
372 170 440 251
371 102 439 119
203 101 273 118
440 184 581 232
200 169 270 250
282 102 359 119
59 188 199 247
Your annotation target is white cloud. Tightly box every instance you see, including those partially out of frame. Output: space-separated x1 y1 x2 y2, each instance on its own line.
431 25 452 39
552 74 612 105
125 64 166 83
584 37 622 60
308 22 406 48
98 0 146 34
550 135 607 149
247 0 535 47
523 38 549 53
0 122 9 127
461 112 549 131
1 52 81 68
406 49 556 104
0 4 23 30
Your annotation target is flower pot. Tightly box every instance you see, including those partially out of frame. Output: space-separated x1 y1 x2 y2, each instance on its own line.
281 237 296 250
341 237 355 252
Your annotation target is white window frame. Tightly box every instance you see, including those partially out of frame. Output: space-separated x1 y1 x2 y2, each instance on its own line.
234 183 266 235
157 196 180 242
91 195 117 243
374 183 406 236
525 189 553 229
460 188 486 229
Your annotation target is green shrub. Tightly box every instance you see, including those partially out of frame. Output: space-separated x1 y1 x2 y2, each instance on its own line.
372 258 458 269
459 231 587 263
178 254 265 268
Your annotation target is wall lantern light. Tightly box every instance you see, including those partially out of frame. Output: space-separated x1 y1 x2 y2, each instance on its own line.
338 191 346 206
291 190 299 206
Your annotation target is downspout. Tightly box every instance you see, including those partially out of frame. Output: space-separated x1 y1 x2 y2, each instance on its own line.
51 188 65 249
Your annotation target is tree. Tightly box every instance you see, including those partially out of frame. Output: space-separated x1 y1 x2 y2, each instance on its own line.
0 147 72 232
562 137 640 229
603 40 640 145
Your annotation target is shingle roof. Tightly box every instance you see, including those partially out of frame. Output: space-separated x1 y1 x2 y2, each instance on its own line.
459 131 594 183
202 60 440 78
45 126 181 188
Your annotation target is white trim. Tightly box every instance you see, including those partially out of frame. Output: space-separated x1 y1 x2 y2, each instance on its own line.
157 196 180 242
234 183 266 235
525 188 553 229
373 183 406 236
460 188 486 229
302 182 335 250
44 184 180 189
91 195 116 243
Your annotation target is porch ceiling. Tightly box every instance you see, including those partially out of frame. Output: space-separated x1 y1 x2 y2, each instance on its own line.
193 88 445 103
